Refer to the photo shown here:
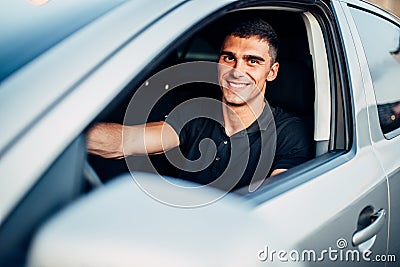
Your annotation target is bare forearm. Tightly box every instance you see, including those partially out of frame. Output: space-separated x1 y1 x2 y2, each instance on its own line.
87 123 124 158
87 122 179 158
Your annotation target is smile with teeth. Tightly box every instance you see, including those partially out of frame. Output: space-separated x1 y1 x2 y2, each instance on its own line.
227 80 249 89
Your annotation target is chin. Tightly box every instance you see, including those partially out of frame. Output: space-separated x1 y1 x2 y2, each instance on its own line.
223 95 247 107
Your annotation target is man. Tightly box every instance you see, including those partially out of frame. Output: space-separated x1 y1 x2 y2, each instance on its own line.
87 17 313 190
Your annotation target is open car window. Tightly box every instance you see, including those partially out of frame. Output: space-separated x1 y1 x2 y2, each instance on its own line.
88 4 349 195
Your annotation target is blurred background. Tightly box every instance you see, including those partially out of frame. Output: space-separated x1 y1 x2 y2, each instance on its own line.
366 0 400 16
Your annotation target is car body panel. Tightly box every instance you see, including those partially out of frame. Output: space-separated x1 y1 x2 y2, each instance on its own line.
240 0 390 265
0 0 185 156
340 0 400 262
27 173 303 267
0 0 128 82
0 0 187 224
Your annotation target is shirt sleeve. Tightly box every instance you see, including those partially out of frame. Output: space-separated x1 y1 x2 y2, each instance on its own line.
164 98 222 148
165 110 188 147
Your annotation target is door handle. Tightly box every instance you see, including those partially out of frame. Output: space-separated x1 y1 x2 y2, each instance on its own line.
352 209 386 247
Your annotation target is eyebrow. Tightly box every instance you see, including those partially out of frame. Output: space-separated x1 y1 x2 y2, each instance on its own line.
244 55 265 62
219 51 266 62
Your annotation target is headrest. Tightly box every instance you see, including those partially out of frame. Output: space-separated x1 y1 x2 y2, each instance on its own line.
266 57 315 117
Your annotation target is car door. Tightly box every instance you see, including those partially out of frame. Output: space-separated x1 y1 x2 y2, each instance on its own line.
243 0 390 265
341 0 400 265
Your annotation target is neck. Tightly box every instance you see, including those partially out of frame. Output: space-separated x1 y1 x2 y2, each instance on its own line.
222 98 265 137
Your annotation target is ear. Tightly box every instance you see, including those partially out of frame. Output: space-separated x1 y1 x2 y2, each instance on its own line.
266 62 279 82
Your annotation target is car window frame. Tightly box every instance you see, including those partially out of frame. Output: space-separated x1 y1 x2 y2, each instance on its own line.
89 1 354 200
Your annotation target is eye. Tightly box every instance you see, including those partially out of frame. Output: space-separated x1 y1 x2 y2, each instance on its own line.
248 58 259 65
223 55 235 63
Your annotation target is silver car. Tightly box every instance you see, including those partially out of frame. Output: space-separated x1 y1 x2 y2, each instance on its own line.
0 0 399 266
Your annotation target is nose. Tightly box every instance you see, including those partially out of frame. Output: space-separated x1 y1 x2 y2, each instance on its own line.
230 60 246 78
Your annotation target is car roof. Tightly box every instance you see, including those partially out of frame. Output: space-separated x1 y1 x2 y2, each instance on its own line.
0 0 186 157
0 0 129 83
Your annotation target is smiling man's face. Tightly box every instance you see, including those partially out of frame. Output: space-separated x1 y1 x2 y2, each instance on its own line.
218 35 279 107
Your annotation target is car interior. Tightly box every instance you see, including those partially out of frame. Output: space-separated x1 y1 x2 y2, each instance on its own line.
88 9 332 184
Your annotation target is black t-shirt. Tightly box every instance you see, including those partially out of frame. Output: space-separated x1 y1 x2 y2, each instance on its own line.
165 98 313 190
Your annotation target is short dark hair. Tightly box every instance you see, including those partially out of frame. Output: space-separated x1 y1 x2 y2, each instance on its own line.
225 17 279 64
